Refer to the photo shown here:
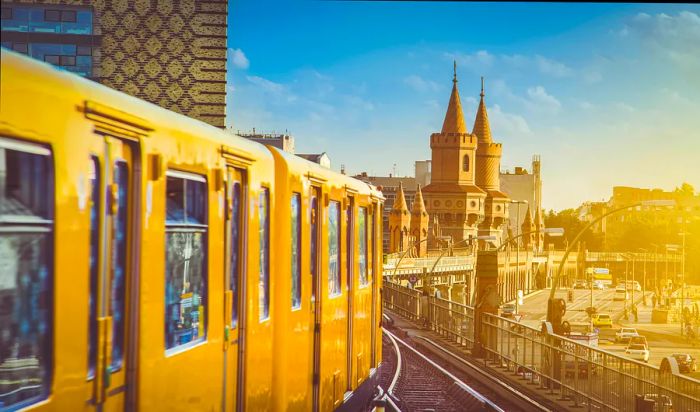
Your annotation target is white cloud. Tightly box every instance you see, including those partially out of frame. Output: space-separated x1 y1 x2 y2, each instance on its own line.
534 55 574 77
228 48 250 70
579 101 594 110
526 86 562 113
489 104 532 136
614 102 636 113
246 75 284 93
444 50 494 70
501 54 573 77
403 74 440 92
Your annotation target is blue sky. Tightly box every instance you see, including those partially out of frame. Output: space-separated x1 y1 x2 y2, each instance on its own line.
226 2 700 211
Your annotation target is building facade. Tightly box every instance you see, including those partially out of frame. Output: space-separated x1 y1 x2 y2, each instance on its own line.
1 0 228 128
501 155 544 251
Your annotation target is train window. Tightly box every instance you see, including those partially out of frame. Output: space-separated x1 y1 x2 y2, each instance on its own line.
229 178 242 327
369 207 375 281
346 199 353 291
291 193 301 309
358 207 368 286
310 190 319 302
0 138 53 409
87 156 99 378
110 161 128 369
258 188 270 321
328 201 341 297
164 171 208 353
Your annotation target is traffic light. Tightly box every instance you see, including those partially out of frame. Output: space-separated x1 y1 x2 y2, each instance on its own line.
547 298 567 334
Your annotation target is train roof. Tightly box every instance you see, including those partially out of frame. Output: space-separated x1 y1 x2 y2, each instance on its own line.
0 49 269 160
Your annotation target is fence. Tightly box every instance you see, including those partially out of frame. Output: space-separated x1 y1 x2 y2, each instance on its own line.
383 279 700 411
481 313 700 412
383 281 474 349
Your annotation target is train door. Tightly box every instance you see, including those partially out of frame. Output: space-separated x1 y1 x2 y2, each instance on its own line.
370 203 378 367
223 167 246 411
87 135 139 411
345 196 354 392
310 186 321 412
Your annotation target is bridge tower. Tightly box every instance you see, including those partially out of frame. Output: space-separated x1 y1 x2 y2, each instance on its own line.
410 184 429 256
423 62 486 246
473 77 509 246
389 182 411 253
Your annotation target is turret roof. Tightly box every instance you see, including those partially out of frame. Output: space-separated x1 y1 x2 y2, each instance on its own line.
411 184 427 215
472 76 493 143
441 61 468 134
522 205 535 230
392 182 409 212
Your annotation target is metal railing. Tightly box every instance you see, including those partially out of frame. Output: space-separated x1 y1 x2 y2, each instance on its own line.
480 313 700 412
383 280 474 349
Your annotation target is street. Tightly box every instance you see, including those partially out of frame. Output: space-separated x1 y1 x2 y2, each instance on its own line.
515 287 700 377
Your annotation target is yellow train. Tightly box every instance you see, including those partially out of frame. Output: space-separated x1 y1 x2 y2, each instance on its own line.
0 49 383 411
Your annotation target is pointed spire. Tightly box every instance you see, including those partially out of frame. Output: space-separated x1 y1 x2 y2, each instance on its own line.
534 206 544 230
472 76 492 143
411 184 427 215
441 61 468 134
521 205 535 231
392 182 409 213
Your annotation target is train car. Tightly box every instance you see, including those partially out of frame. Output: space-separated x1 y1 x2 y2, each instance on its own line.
0 49 383 412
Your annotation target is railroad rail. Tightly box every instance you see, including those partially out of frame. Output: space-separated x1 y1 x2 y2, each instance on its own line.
381 328 507 411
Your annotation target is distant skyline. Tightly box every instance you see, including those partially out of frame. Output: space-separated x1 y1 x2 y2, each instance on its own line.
227 2 700 211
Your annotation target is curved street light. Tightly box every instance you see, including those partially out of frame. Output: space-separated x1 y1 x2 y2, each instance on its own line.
546 200 675 322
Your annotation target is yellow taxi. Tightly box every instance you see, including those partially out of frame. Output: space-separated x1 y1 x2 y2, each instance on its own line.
592 313 613 327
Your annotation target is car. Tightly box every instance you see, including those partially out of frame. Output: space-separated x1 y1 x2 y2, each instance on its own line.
626 343 650 362
592 313 613 327
616 328 640 343
564 360 594 379
629 335 648 349
573 279 588 289
592 281 606 290
626 280 642 292
672 353 698 373
500 303 516 318
642 394 673 412
613 287 629 301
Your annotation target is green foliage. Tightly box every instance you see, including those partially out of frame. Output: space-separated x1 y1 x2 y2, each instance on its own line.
543 208 603 249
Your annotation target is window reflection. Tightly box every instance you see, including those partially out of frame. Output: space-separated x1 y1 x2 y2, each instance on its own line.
359 207 368 286
291 193 301 309
258 189 270 320
328 201 341 297
0 140 53 409
164 173 207 352
229 181 241 327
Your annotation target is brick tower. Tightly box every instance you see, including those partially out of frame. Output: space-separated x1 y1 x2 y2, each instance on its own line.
423 62 486 246
410 184 429 256
473 77 509 246
389 182 411 253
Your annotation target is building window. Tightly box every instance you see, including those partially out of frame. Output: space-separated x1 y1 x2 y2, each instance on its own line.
0 138 54 409
12 42 28 54
291 193 301 309
60 10 76 23
44 54 60 65
463 155 470 172
164 172 208 352
59 55 75 66
328 201 341 297
258 188 270 320
44 9 60 22
2 7 12 20
77 46 91 56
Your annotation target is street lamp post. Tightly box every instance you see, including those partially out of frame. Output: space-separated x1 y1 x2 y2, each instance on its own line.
546 200 675 325
638 248 648 306
510 200 528 314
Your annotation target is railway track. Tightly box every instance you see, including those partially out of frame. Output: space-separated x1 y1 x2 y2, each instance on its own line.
380 322 555 412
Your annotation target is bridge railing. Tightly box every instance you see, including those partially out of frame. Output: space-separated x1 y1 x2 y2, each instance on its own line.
383 281 420 320
382 280 474 349
480 313 700 412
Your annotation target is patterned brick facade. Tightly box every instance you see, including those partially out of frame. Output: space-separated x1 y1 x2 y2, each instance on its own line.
2 0 228 128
